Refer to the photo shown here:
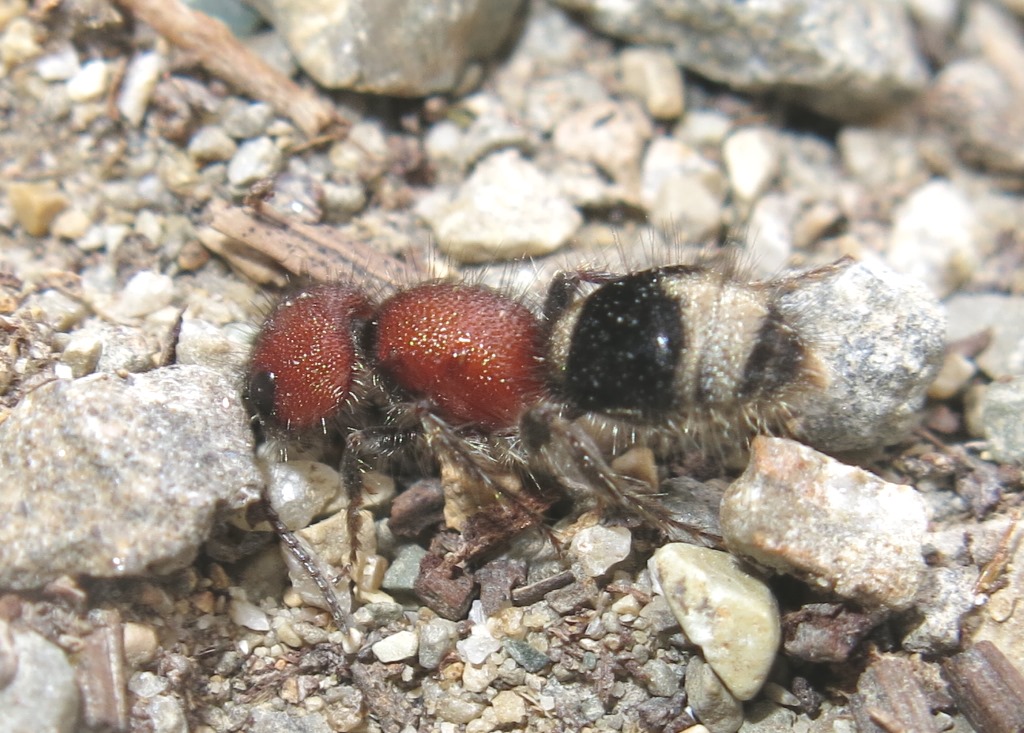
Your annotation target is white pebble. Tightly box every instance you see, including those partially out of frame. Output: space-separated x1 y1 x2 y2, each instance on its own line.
114 270 175 319
229 599 270 631
118 51 164 126
227 137 283 187
372 630 419 663
418 149 581 263
456 627 501 665
570 525 632 577
123 622 159 667
650 543 780 701
887 179 978 296
723 127 780 202
37 44 79 81
66 59 109 102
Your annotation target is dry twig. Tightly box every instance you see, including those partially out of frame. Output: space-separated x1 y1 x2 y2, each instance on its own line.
113 0 339 137
207 200 428 290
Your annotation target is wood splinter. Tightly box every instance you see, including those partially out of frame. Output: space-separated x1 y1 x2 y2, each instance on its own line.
113 0 340 138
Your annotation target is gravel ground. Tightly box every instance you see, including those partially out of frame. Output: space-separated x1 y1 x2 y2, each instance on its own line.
1 1 1024 732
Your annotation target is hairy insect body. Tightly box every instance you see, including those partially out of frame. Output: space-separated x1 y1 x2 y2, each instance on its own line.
247 254 945 621
546 264 822 452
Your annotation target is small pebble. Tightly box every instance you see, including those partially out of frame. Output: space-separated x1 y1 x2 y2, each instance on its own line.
650 543 780 700
761 682 802 708
641 658 679 697
32 288 88 331
382 544 428 594
640 136 725 239
521 71 609 134
220 100 274 139
945 293 1024 379
490 690 527 726
174 318 248 373
417 149 581 263
928 351 976 400
1 17 42 68
61 330 103 378
7 180 69 236
50 207 92 240
123 622 159 667
570 525 631 577
117 51 163 126
503 638 550 673
263 459 341 531
553 99 652 191
274 619 303 648
780 259 945 452
886 179 977 296
418 618 457 670
982 376 1024 464
66 58 108 102
433 685 486 724
371 630 419 663
36 43 79 81
745 192 797 275
462 660 499 693
328 121 389 178
287 508 375 609
457 626 501 665
188 126 238 162
684 656 743 733
651 172 723 242
113 270 175 319
901 566 979 653
721 437 929 610
129 671 170 698
229 598 270 631
619 47 685 119
227 137 283 187
723 127 780 202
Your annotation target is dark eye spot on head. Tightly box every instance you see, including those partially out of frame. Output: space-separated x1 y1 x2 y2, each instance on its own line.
248 370 278 422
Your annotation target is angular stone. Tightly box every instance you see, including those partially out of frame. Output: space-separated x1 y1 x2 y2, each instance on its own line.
7 180 69 237
649 543 780 700
371 630 419 663
418 149 581 263
0 366 260 590
569 525 632 577
721 437 928 610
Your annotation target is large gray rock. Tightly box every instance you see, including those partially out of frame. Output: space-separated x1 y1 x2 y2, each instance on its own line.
782 259 946 453
0 366 261 590
248 0 527 94
553 0 928 120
